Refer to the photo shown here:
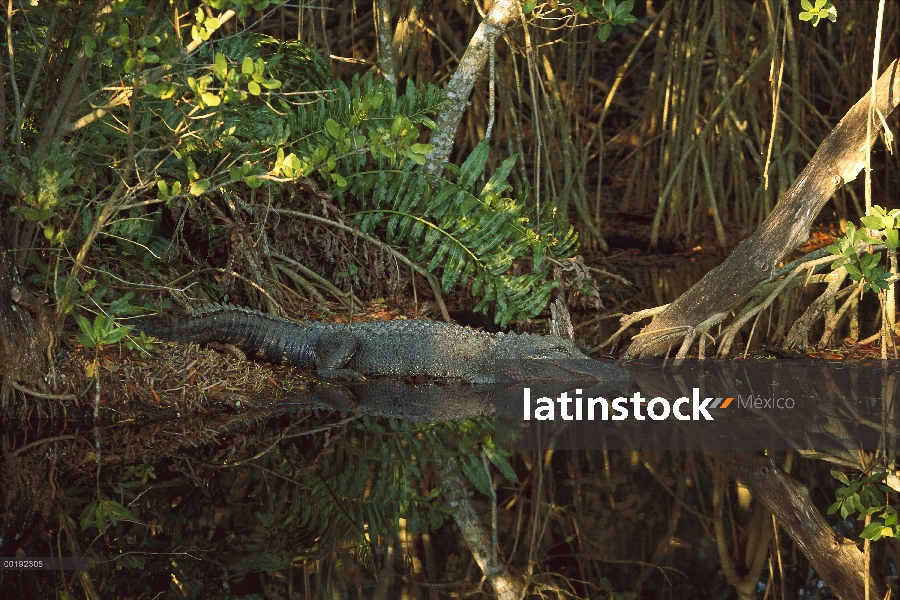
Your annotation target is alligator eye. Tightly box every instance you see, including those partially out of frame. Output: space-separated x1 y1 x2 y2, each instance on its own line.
553 346 571 354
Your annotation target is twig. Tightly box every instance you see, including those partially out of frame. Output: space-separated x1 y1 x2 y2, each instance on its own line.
270 251 361 307
151 267 281 312
595 305 668 351
269 208 451 322
10 381 76 401
12 434 85 457
272 263 328 305
5 0 21 147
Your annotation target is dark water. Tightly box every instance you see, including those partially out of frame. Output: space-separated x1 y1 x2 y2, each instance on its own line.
2 361 898 599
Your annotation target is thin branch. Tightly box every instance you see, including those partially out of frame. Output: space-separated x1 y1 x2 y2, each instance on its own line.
5 0 21 147
268 207 451 322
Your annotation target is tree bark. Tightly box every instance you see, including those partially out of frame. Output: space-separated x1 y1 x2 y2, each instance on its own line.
0 219 51 401
439 457 525 599
374 0 397 84
625 59 900 358
720 452 883 600
422 0 520 177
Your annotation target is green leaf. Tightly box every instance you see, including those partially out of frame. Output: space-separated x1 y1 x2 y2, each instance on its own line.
615 0 633 17
247 80 261 96
800 0 813 9
200 92 221 107
242 56 254 75
410 143 435 154
860 521 885 540
860 215 883 229
138 34 159 48
380 145 396 160
80 501 98 531
214 52 228 81
459 139 490 188
605 0 617 18
75 315 93 337
82 35 96 58
832 470 850 485
103 326 133 344
483 440 518 483
613 13 637 25
522 0 537 13
325 118 342 139
598 23 613 41
406 150 426 165
92 315 106 338
459 448 493 496
189 179 211 196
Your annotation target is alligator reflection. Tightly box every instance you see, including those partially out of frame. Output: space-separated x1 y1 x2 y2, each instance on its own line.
333 360 897 454
1 360 897 598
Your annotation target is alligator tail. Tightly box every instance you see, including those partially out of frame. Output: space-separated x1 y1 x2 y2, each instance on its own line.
131 306 311 365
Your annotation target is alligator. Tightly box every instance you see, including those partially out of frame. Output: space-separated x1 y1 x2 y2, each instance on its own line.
131 304 631 384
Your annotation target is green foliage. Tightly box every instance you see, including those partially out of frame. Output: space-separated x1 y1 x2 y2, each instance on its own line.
827 205 900 293
75 314 134 348
80 496 137 533
255 70 577 325
860 206 900 252
4 0 578 338
2 144 76 236
345 137 577 326
447 419 518 496
828 470 899 541
546 0 637 42
799 0 837 27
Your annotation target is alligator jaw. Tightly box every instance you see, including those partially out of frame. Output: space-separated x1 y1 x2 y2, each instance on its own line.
494 358 632 383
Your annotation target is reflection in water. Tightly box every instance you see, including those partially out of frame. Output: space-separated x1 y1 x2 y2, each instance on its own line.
1 362 897 599
620 258 718 308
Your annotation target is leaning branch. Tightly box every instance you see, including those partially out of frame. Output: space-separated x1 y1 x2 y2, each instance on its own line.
625 59 900 358
422 0 520 177
720 452 883 600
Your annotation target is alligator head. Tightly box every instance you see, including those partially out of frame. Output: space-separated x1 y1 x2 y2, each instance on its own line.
491 334 632 383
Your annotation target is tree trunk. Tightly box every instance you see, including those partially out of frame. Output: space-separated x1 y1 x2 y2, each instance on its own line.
439 456 525 599
720 452 884 600
422 0 520 177
625 59 900 358
0 219 51 402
